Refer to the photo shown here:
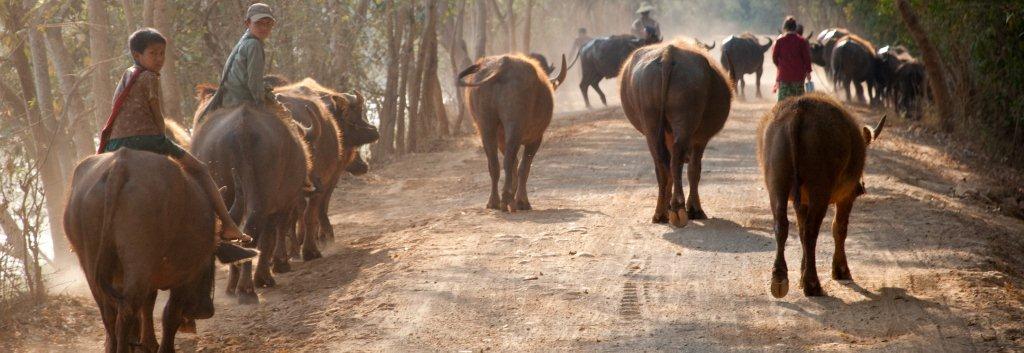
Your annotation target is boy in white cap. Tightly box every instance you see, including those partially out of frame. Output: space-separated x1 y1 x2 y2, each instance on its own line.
197 2 281 120
631 2 661 40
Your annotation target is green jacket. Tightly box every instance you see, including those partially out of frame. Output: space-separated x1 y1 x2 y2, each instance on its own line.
197 30 274 122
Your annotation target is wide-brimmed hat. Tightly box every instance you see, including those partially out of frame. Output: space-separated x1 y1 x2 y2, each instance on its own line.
636 2 656 14
246 3 275 22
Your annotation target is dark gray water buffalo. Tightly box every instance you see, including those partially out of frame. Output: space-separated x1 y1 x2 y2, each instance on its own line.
810 28 850 72
830 35 878 103
458 53 567 211
720 33 773 99
757 93 885 297
65 149 217 352
191 92 312 304
577 32 660 108
619 40 733 227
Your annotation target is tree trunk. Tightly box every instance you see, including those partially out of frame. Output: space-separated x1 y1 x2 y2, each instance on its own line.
407 2 430 152
375 1 404 159
5 2 75 269
122 0 138 27
26 7 78 176
87 0 115 130
420 0 447 143
397 6 417 154
44 27 94 159
522 0 532 54
151 0 184 121
142 0 154 26
475 0 487 59
896 0 955 132
506 0 516 52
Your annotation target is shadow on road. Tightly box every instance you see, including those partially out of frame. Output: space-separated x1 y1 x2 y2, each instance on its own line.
660 218 773 253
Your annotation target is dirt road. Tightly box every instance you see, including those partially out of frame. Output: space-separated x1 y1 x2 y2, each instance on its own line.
10 98 1024 352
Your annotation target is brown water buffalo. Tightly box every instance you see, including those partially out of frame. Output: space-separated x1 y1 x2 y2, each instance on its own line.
619 40 733 227
191 91 311 304
831 35 879 104
757 93 885 297
64 149 217 352
720 33 773 99
577 33 660 108
287 80 379 238
458 53 567 211
273 89 337 265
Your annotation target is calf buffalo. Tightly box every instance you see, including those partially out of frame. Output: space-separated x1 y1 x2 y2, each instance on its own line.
720 33 773 99
458 53 567 211
757 93 885 297
619 40 733 227
578 33 660 108
191 92 312 304
65 149 217 352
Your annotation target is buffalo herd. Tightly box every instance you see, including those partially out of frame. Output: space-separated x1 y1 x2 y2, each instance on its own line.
66 26 911 352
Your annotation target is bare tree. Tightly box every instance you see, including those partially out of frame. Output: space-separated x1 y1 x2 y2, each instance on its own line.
375 0 405 158
522 0 532 53
151 0 184 121
44 24 95 159
475 0 487 59
87 0 115 129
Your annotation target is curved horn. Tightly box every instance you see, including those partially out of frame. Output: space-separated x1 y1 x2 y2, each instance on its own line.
762 37 774 52
549 54 568 90
706 41 716 50
873 114 886 139
457 63 500 87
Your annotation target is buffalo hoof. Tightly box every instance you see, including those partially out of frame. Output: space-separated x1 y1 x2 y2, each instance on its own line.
832 266 852 281
486 200 501 210
273 259 292 274
178 318 197 334
770 277 789 298
302 247 323 262
668 209 689 228
254 273 276 288
652 211 668 224
802 279 824 297
687 207 708 220
237 291 259 305
513 199 532 211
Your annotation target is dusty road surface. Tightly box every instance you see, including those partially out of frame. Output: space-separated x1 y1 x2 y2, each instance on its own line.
7 98 1024 352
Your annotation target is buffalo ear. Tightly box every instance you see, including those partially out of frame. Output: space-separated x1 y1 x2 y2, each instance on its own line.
331 95 350 114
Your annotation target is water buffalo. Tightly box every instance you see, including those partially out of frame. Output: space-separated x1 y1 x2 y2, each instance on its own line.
892 60 926 120
273 89 337 264
757 93 885 297
578 32 660 108
65 149 217 352
458 53 567 211
619 40 733 227
288 81 380 236
191 91 312 304
720 33 773 99
830 35 878 104
810 28 850 72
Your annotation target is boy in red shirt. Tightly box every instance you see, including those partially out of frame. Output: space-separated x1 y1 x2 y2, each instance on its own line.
772 17 812 101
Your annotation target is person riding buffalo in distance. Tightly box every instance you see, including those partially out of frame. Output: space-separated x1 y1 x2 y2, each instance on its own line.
631 2 661 41
95 28 257 264
772 16 812 101
570 27 593 58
